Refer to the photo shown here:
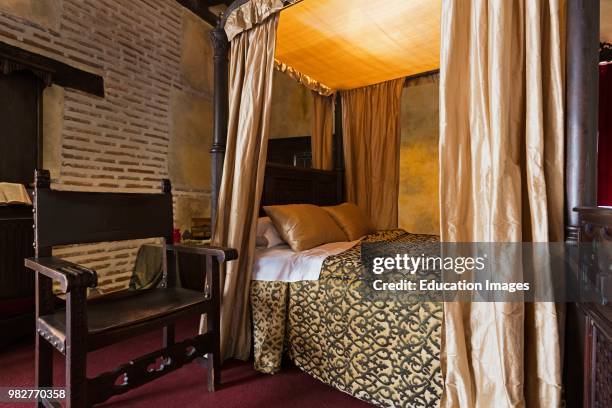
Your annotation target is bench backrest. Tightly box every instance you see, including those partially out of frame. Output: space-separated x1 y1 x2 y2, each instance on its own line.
33 170 173 253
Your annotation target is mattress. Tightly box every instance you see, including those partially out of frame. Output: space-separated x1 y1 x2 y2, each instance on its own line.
252 240 359 282
250 229 443 407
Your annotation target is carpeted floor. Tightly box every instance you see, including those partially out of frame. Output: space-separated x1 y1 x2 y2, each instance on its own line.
0 317 370 407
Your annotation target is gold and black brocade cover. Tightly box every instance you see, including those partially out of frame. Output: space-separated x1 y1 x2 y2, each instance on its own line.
251 229 443 407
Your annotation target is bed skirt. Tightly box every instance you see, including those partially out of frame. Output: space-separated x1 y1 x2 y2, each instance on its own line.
251 230 443 407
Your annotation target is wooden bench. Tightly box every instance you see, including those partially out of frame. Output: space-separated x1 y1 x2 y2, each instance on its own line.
25 169 237 407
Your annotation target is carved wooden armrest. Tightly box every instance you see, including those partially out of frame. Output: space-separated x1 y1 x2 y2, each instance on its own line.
25 256 98 292
168 244 238 262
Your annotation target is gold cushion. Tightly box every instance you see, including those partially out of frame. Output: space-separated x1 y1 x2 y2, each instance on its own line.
263 204 348 251
323 202 375 240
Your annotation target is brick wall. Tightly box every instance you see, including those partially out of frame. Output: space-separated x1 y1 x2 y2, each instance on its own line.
0 0 213 293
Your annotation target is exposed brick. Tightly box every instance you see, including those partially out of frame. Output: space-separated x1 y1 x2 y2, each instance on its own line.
0 0 213 294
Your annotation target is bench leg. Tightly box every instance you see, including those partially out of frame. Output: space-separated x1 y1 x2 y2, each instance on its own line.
206 313 220 392
206 348 220 392
205 256 221 392
163 325 175 347
35 335 53 408
35 274 53 408
66 348 87 408
65 286 88 408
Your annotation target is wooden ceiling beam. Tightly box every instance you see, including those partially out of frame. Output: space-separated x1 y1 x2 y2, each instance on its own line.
0 40 104 97
176 0 229 26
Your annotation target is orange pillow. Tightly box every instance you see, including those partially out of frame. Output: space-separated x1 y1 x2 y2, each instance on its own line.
263 204 348 251
323 202 375 240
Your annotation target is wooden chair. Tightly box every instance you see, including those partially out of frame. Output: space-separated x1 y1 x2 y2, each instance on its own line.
25 170 237 408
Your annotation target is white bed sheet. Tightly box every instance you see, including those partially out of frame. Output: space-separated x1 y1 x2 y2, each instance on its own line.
252 240 359 282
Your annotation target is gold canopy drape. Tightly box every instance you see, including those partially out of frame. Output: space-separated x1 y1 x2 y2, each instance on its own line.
275 60 334 96
224 0 296 41
439 0 565 406
311 92 334 170
341 79 404 230
212 14 279 360
275 0 441 91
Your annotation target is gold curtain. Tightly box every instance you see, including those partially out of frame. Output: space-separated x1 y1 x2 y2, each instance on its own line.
224 0 298 41
212 14 279 360
311 92 334 170
341 79 404 230
275 60 334 96
439 0 565 406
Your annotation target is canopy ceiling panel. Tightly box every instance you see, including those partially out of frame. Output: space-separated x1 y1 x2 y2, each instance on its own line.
275 0 441 91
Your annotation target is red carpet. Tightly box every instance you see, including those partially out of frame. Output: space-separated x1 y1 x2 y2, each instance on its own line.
0 317 370 407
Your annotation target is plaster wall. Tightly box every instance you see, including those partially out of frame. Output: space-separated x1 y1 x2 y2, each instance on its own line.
398 81 440 236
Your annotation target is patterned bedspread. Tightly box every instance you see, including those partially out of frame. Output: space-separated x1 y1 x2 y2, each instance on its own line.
250 230 443 407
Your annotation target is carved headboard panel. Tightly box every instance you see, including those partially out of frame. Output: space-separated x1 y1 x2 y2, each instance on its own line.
260 163 343 214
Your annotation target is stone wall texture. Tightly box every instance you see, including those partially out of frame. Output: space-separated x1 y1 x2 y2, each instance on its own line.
398 80 440 236
269 70 313 139
0 0 214 293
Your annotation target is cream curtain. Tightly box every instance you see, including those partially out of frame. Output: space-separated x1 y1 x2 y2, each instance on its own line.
311 92 334 170
341 79 404 230
212 14 279 360
440 0 565 406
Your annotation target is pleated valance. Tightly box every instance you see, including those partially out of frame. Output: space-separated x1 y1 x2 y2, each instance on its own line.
224 0 299 42
274 59 334 96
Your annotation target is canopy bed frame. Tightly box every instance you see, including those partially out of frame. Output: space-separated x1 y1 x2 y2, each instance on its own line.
209 0 599 241
206 0 602 406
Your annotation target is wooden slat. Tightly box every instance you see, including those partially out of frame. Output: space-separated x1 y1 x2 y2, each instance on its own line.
37 288 212 352
176 0 230 26
35 189 173 247
87 333 215 405
260 163 343 214
0 40 104 97
25 257 97 292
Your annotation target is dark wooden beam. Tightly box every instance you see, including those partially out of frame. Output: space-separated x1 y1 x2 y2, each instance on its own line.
565 0 599 241
563 2 600 408
0 40 104 97
177 1 231 232
209 24 229 234
176 0 224 26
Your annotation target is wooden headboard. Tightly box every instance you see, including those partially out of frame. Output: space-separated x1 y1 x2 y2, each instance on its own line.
260 163 344 214
267 136 311 166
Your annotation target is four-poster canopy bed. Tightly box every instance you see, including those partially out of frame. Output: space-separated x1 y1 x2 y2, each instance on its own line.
205 0 603 407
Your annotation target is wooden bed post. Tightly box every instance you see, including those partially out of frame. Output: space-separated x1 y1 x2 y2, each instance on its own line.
565 0 599 242
333 94 345 200
564 1 599 407
210 23 230 234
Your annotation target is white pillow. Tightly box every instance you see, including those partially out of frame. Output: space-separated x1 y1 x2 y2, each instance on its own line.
256 217 284 248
